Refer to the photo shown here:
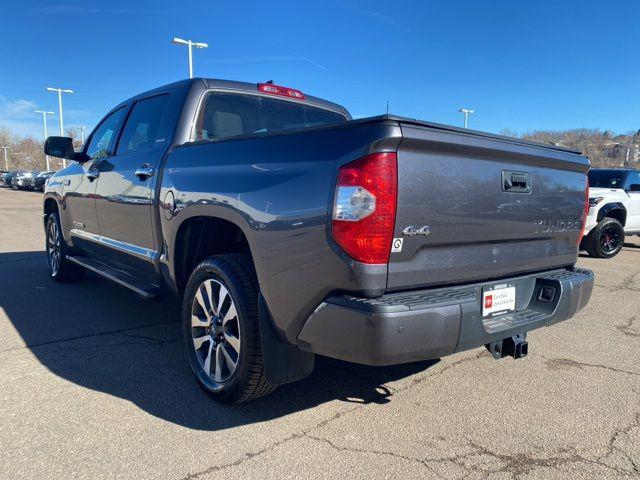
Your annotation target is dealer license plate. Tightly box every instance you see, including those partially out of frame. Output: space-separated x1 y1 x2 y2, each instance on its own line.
482 284 516 318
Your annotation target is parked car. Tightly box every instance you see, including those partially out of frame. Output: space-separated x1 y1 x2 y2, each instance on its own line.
42 78 594 403
2 171 24 188
14 171 41 190
34 171 55 191
581 168 640 258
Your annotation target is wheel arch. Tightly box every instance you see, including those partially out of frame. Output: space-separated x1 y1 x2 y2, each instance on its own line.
597 202 627 226
171 214 256 296
43 196 59 226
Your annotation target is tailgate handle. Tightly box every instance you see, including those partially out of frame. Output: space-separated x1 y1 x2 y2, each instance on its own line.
502 171 531 193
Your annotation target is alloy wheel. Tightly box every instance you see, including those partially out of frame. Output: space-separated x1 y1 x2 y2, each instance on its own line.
600 226 622 253
46 219 61 276
190 279 241 383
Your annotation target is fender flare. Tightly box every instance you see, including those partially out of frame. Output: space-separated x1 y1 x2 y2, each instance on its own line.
597 202 626 225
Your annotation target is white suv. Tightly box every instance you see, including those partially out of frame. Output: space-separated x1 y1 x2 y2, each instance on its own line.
582 169 640 258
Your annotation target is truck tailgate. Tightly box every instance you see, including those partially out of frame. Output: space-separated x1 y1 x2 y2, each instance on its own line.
388 122 589 290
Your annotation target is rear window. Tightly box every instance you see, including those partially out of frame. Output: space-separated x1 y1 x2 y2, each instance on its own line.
193 92 347 141
588 170 627 188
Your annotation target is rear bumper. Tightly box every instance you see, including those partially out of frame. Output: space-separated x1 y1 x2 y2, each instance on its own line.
297 267 594 366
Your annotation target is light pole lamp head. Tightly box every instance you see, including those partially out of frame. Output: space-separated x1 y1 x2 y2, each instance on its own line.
46 87 73 94
172 37 189 45
194 42 208 49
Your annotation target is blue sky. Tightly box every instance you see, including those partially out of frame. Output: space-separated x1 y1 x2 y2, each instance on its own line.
1 0 639 139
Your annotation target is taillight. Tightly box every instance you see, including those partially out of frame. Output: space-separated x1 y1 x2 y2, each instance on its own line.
332 152 397 264
257 83 305 100
577 176 589 246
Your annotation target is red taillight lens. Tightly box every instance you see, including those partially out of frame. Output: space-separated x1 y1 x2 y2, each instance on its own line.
577 176 589 246
258 83 305 100
332 152 398 264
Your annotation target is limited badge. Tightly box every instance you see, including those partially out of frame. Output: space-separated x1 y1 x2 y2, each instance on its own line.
391 238 403 252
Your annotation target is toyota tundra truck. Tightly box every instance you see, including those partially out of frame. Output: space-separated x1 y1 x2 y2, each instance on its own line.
42 78 594 403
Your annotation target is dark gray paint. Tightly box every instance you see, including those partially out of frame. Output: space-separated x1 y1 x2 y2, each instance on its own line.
43 78 591 351
389 124 589 290
298 268 593 365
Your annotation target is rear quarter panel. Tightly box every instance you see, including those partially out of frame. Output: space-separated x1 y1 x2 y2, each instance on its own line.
160 122 401 343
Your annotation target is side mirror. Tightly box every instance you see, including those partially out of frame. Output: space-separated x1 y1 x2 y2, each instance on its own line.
44 137 90 163
627 183 640 192
44 136 76 160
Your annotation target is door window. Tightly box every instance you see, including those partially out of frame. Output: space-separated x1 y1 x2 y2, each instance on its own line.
116 95 171 155
625 171 640 192
85 108 126 160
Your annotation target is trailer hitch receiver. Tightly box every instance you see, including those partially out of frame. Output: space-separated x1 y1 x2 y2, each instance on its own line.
486 333 528 360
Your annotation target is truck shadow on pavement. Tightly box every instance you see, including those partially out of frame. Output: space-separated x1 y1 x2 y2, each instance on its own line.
0 251 438 431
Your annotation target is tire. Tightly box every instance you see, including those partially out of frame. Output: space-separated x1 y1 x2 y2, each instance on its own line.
182 254 276 404
583 217 625 259
45 211 85 282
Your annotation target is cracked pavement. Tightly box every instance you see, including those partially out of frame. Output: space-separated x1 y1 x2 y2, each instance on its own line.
1 188 639 480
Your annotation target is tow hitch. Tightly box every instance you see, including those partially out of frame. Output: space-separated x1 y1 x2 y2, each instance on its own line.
486 333 528 359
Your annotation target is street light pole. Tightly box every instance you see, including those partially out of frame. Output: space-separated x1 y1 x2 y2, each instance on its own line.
35 110 55 171
46 87 74 168
79 126 86 145
459 108 475 129
172 37 208 78
1 146 8 170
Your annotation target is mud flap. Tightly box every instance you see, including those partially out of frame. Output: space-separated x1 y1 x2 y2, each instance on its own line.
258 294 315 386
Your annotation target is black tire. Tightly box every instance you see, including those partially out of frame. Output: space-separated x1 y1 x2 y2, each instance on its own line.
182 254 276 404
583 217 625 259
45 212 85 282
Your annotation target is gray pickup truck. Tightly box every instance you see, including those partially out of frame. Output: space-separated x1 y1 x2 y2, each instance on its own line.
43 78 594 403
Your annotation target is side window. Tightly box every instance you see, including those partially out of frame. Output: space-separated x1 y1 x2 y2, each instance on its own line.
626 172 640 191
85 108 126 160
116 95 171 155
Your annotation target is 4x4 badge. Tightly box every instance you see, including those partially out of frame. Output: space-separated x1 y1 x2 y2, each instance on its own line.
402 225 431 237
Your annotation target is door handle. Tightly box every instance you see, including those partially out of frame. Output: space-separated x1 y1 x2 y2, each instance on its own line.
86 169 100 181
134 165 154 180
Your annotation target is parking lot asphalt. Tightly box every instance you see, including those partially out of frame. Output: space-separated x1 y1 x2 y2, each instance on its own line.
0 186 639 480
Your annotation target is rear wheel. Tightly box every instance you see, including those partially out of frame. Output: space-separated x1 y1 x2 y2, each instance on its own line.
583 217 625 258
45 212 84 282
182 254 276 404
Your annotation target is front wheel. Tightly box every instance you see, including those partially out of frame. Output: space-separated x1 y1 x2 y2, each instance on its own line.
583 217 625 258
182 254 276 404
45 212 84 282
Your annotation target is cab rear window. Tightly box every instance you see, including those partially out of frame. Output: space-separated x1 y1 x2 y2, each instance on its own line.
588 170 627 188
193 92 347 141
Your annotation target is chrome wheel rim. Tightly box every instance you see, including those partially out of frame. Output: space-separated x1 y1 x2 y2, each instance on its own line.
190 279 241 383
46 219 61 276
